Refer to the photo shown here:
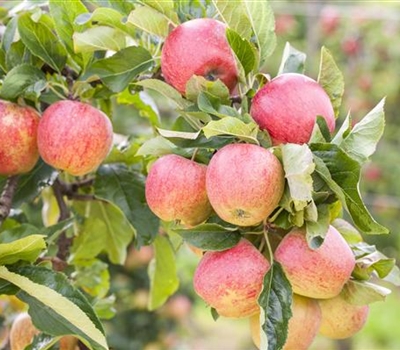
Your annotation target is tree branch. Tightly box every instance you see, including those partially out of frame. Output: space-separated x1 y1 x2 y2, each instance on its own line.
0 175 19 226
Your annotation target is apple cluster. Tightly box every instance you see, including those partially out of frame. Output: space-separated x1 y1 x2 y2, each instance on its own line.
0 100 113 178
145 18 369 349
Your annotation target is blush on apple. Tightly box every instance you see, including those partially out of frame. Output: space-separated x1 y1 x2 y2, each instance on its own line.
0 100 40 176
250 73 335 145
145 154 212 226
37 100 113 176
161 18 238 94
206 143 284 226
274 226 355 299
193 238 270 318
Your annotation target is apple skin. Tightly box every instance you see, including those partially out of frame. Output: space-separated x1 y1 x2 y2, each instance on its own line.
9 312 40 350
193 238 270 318
145 154 212 226
161 18 238 94
206 143 284 226
319 293 369 339
0 101 40 176
250 73 335 145
274 226 355 299
37 100 113 176
250 294 321 350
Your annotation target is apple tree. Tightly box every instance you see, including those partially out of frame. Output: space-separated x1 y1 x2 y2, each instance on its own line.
0 1 398 349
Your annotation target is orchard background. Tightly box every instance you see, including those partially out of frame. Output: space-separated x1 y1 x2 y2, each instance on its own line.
0 1 399 350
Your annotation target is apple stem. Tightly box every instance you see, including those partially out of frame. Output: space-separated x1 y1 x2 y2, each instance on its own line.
191 148 199 161
0 175 19 226
263 219 274 265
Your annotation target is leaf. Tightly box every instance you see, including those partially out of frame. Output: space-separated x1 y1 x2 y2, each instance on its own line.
0 235 46 265
197 91 241 119
243 0 276 68
331 218 363 244
278 42 306 75
258 262 292 350
311 143 389 235
305 204 330 250
174 223 241 251
332 112 352 145
0 64 46 100
83 46 154 92
226 28 256 75
281 144 315 211
141 0 179 25
73 26 126 53
94 164 159 247
0 265 108 350
158 128 200 140
185 75 230 104
203 117 259 144
0 224 40 243
148 235 179 310
71 200 136 265
340 99 386 164
317 47 344 117
135 136 176 157
17 12 67 72
341 280 391 306
127 5 170 37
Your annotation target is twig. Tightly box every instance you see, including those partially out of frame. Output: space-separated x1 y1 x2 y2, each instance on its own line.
0 175 19 226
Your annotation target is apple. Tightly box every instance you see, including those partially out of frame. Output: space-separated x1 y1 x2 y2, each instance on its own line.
0 100 40 176
59 335 79 350
37 100 113 176
274 226 355 299
206 143 284 226
193 238 270 318
145 154 212 226
250 294 321 350
161 18 238 94
9 312 40 350
320 6 340 35
250 73 335 145
319 293 369 339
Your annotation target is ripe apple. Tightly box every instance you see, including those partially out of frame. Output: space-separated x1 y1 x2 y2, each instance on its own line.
250 73 335 145
274 226 355 299
37 100 113 176
9 312 40 350
320 6 340 35
193 238 270 318
145 154 212 226
161 18 238 94
206 143 284 226
319 293 369 339
0 101 40 176
250 294 321 350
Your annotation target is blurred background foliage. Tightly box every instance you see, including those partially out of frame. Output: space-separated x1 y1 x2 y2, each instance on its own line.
0 0 399 349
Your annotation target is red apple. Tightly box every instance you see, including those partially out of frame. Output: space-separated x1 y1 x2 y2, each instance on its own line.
37 100 113 176
250 73 335 145
145 154 212 226
161 18 238 94
193 238 270 318
0 101 40 175
319 293 369 339
250 294 321 350
274 226 355 299
206 143 284 226
320 6 340 35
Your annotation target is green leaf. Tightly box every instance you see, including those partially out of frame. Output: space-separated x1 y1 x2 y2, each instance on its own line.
73 259 110 298
158 128 200 140
281 144 315 212
340 99 386 164
0 64 46 100
83 46 154 92
2 16 18 52
0 224 40 243
71 200 136 265
148 235 179 310
127 5 170 37
342 280 391 306
258 262 292 350
311 143 389 235
5 40 40 72
174 223 241 251
0 235 46 265
305 204 330 250
278 42 306 75
317 47 344 117
94 164 159 247
141 0 179 25
203 117 259 144
135 136 176 157
185 75 230 104
332 112 352 145
226 28 256 76
243 0 276 68
17 12 67 72
197 91 240 119
0 265 108 350
331 218 363 244
73 26 126 53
